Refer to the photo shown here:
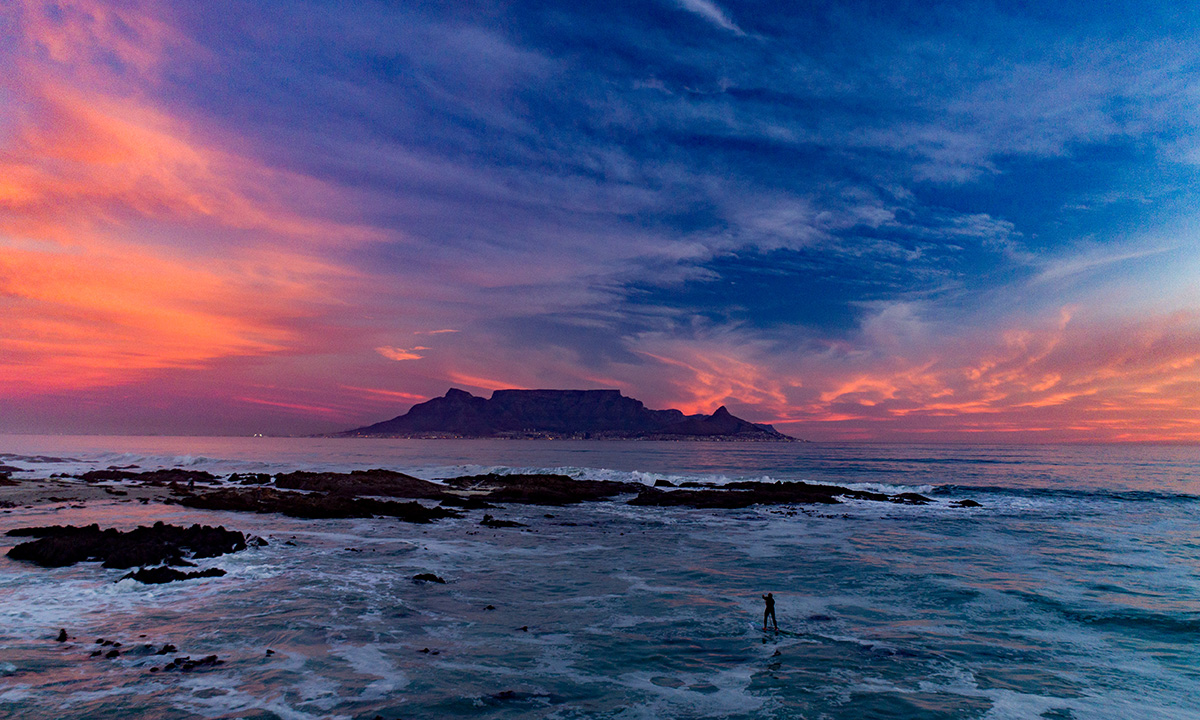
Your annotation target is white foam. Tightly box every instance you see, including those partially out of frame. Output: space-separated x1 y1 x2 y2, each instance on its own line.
331 643 410 699
0 685 34 702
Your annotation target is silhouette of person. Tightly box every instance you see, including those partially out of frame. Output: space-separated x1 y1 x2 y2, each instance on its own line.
762 592 778 631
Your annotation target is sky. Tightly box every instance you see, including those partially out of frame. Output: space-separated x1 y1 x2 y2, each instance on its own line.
4 0 1200 441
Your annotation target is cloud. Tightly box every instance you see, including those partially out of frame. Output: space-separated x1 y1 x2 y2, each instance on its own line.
376 346 428 361
0 0 377 396
7 0 1200 440
674 0 745 35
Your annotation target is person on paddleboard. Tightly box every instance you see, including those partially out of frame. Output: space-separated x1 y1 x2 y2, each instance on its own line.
762 592 778 631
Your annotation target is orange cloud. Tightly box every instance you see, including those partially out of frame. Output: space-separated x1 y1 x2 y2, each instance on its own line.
0 0 378 397
584 308 1200 442
377 346 428 361
638 346 790 416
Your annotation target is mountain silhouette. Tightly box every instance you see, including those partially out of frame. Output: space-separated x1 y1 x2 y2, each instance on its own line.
340 388 796 441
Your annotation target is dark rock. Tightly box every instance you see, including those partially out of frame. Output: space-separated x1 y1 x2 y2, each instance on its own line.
56 628 68 642
161 654 222 672
265 649 274 656
630 482 842 509
273 469 446 498
6 522 248 569
436 494 496 509
78 469 217 486
485 605 495 610
480 514 527 528
179 487 460 522
105 649 120 659
487 689 552 703
121 566 227 584
0 473 17 487
627 479 938 509
412 573 445 584
444 473 639 505
653 479 676 488
890 493 933 505
339 388 797 441
156 644 177 655
953 499 983 508
229 473 272 485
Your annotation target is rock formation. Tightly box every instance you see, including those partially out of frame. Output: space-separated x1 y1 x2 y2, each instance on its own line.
5 522 249 569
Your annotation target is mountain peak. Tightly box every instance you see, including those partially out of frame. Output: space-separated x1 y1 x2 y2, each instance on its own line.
339 389 797 441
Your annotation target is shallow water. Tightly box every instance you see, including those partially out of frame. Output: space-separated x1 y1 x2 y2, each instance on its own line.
1 438 1199 718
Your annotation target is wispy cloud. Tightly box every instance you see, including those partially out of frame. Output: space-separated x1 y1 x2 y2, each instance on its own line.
7 0 1200 438
674 0 745 35
375 347 428 361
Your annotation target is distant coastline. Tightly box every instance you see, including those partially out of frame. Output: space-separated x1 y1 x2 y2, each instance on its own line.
336 432 806 442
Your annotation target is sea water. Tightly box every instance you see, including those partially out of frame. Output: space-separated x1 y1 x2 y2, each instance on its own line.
0 437 1198 719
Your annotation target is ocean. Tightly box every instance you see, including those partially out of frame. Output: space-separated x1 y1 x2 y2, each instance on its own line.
1 436 1198 719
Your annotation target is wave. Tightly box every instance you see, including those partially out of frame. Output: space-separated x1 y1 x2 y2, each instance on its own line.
1009 589 1200 638
6 440 1200 507
932 484 1200 504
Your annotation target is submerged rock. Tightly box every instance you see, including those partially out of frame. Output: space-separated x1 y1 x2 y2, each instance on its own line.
437 494 496 509
273 469 446 498
890 492 933 505
120 566 227 584
179 487 460 523
157 654 223 672
229 472 272 485
78 469 218 486
628 480 931 509
6 522 248 569
630 483 840 509
412 573 446 584
443 473 639 505
480 514 527 528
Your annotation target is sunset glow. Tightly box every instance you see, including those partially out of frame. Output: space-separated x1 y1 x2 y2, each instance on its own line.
5 0 1200 441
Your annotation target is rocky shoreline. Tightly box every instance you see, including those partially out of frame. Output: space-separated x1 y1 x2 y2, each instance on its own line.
0 465 978 521
0 465 978 594
2 466 979 586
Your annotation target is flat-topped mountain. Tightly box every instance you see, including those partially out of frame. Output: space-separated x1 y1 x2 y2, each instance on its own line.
340 388 797 441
